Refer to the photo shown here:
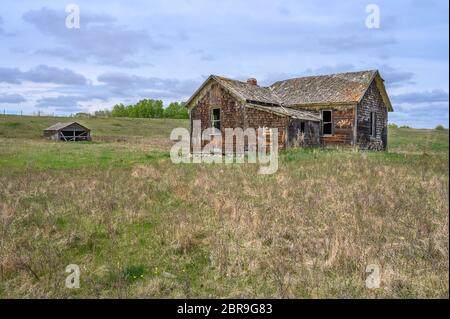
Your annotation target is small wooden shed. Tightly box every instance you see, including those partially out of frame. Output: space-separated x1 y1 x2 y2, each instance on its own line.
43 122 91 141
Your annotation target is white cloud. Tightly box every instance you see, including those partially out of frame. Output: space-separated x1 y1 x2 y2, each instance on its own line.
23 7 168 68
0 65 88 85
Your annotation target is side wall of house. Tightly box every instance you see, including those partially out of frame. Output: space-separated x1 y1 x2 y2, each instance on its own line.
305 121 321 147
356 81 388 150
322 108 355 148
287 119 321 148
191 82 245 132
244 108 288 149
190 82 246 151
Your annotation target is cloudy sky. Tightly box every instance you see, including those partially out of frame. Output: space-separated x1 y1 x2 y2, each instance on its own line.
0 0 448 127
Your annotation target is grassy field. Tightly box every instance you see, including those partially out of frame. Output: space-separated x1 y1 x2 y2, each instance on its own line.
0 115 448 298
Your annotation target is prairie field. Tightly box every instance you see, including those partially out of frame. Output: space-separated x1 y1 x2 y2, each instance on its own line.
0 115 448 298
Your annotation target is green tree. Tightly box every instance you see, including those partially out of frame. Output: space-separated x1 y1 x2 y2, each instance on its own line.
134 100 146 118
152 100 164 118
141 100 153 118
126 104 138 118
74 112 91 118
94 109 112 117
111 103 128 117
164 102 189 119
435 124 445 131
110 100 188 119
388 123 398 129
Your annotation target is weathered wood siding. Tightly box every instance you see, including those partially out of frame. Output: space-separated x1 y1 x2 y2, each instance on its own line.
43 130 58 138
64 123 88 131
287 119 321 148
190 83 246 151
190 83 245 133
322 108 355 148
244 107 288 149
356 81 388 150
190 83 289 151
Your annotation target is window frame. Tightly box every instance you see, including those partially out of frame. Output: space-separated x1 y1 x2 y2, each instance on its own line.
322 110 333 136
370 111 376 137
211 107 221 135
300 121 306 134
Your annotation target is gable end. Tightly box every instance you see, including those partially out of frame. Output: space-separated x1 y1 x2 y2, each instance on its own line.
358 72 393 112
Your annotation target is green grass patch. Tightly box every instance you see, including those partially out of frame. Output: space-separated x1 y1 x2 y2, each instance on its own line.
0 140 171 170
123 265 148 283
0 115 189 139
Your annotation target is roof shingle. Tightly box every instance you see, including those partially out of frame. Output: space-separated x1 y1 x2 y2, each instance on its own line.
245 103 321 121
270 70 378 106
44 122 88 131
213 75 281 105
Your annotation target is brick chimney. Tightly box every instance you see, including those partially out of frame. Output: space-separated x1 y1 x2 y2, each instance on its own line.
247 78 258 86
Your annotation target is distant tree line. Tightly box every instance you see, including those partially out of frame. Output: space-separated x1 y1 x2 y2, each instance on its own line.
388 123 447 130
74 99 189 119
111 100 188 119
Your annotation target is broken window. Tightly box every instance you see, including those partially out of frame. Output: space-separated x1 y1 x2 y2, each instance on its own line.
300 121 306 134
370 112 376 137
322 110 333 135
211 108 221 134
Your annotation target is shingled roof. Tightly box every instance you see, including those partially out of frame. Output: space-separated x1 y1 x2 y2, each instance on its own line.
186 70 393 112
245 103 321 121
44 122 89 131
213 76 280 105
270 70 378 106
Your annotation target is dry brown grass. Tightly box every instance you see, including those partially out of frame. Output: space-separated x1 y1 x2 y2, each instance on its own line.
0 122 448 298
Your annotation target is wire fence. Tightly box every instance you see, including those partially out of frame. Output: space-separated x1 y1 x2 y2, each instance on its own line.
1 109 72 117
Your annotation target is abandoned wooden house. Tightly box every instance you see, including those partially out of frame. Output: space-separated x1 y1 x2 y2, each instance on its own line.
43 122 92 141
185 70 393 152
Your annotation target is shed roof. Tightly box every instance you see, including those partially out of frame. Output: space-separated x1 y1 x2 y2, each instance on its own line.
245 103 321 121
44 122 89 131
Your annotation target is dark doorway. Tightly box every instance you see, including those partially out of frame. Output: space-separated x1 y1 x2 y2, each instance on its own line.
59 130 89 141
288 119 305 147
